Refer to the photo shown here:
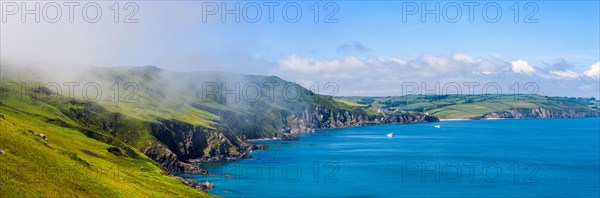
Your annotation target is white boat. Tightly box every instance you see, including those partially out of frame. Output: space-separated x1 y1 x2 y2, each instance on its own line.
434 125 441 128
386 133 394 138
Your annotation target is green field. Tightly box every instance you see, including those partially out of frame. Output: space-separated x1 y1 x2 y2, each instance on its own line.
336 94 599 119
0 83 211 197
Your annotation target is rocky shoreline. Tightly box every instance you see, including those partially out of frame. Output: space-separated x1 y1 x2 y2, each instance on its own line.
152 107 599 192
168 111 439 191
469 107 600 119
141 110 441 176
161 108 600 191
175 177 215 192
184 112 438 171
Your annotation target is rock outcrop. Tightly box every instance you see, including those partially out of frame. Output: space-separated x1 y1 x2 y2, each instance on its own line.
175 177 215 192
471 108 600 119
281 106 438 134
147 119 248 162
140 140 208 175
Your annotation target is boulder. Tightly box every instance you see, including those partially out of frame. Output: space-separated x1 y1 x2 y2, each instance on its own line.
175 177 215 192
200 180 215 191
40 134 48 140
0 150 5 155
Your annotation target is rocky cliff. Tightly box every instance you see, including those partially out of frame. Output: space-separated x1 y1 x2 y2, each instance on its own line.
265 107 438 134
471 107 600 119
147 106 439 174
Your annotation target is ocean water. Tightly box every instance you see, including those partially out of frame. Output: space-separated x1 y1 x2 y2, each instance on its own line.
184 118 600 197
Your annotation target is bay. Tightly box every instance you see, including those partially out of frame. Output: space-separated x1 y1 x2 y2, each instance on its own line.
183 118 600 197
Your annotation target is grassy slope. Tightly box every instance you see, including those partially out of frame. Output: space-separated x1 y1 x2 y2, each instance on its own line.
0 81 211 197
333 98 368 107
93 66 220 129
0 65 371 196
336 94 599 119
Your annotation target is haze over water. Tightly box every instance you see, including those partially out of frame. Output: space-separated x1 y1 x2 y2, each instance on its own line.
185 118 600 197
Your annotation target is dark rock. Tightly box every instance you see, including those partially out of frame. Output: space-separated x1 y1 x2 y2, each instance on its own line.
175 177 215 192
471 108 600 119
0 113 4 119
45 118 70 127
107 147 126 156
149 119 246 161
140 140 208 175
200 180 215 190
249 144 267 151
280 134 298 141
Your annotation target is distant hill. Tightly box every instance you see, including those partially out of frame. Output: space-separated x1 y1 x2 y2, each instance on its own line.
335 95 600 119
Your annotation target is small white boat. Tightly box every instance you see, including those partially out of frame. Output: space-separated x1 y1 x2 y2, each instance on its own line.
386 133 394 138
434 125 441 128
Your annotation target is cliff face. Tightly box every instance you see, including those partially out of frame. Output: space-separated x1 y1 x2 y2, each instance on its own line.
140 140 208 174
139 107 438 173
283 107 438 133
472 108 600 119
282 107 372 133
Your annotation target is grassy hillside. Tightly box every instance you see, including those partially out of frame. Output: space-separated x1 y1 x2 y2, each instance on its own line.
336 94 599 119
0 82 210 197
0 65 384 196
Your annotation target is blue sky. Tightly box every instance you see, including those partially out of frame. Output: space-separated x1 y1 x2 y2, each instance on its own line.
1 1 599 97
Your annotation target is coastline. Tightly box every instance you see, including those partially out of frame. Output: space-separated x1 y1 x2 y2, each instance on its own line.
192 118 600 197
439 118 470 121
188 116 599 195
439 118 508 121
245 137 282 142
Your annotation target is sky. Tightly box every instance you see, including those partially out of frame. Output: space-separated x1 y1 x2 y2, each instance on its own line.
1 1 599 97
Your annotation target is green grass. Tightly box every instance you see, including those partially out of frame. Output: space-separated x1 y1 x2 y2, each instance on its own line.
0 78 212 197
336 94 599 119
333 99 368 107
0 105 211 197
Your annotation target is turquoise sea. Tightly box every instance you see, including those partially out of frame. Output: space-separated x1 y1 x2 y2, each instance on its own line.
184 118 600 197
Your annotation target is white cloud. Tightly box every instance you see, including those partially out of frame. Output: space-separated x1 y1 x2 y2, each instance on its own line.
550 70 578 79
389 57 407 65
271 54 599 97
583 61 600 79
451 53 475 63
511 60 536 74
277 55 364 74
277 54 511 78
